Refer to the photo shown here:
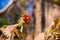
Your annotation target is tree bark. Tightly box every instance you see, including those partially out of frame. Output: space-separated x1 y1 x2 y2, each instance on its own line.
45 2 60 32
34 0 41 38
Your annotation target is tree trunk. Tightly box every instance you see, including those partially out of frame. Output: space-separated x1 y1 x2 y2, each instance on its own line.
34 0 41 38
45 2 60 32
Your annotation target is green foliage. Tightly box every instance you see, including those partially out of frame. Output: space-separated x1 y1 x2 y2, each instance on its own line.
0 18 10 27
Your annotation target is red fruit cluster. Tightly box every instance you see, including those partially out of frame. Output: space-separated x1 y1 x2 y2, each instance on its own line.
21 13 30 23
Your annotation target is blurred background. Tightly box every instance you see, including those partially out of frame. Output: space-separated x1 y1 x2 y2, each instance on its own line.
0 0 60 40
